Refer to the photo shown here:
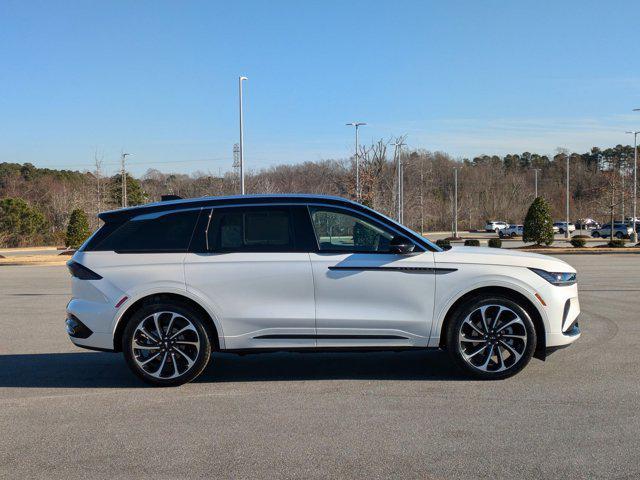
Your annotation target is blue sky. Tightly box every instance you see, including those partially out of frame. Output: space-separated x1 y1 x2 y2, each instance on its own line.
1 0 639 175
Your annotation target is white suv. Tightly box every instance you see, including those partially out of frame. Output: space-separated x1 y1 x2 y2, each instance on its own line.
67 195 581 386
484 221 508 233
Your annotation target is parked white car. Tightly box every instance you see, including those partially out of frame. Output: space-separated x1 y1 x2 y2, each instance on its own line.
67 195 581 386
553 222 576 234
499 224 524 238
591 223 633 239
484 221 508 233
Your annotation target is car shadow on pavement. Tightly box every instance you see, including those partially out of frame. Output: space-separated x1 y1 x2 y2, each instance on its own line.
0 350 467 389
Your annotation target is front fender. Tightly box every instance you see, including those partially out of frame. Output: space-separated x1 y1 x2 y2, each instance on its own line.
428 271 548 347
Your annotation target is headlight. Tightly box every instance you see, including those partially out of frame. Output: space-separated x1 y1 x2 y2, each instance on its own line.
529 268 576 286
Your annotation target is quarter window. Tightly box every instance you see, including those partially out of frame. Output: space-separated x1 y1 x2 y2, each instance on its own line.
308 206 394 253
92 209 200 253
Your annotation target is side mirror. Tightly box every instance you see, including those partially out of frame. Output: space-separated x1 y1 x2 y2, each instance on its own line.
389 235 415 254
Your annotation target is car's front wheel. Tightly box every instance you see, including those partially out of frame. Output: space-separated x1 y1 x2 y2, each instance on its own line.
446 296 536 379
122 301 213 386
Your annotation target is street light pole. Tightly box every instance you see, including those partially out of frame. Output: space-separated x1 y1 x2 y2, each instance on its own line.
346 122 366 201
238 76 248 195
453 167 458 238
626 130 639 243
565 153 570 239
391 139 406 223
533 168 540 198
120 152 131 208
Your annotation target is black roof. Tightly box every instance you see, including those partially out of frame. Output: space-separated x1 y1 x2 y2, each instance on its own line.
99 194 362 222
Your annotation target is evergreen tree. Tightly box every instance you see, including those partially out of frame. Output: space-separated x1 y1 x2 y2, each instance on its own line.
0 198 47 247
109 173 147 206
523 197 554 246
65 209 91 249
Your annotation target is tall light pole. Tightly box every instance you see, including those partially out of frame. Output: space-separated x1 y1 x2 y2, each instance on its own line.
533 168 540 198
565 153 570 239
120 152 131 208
346 122 366 201
453 167 458 238
391 138 406 223
238 76 248 195
626 130 639 243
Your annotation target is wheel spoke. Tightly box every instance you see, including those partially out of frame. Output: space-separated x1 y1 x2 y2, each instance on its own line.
139 351 161 366
173 346 196 367
138 326 159 343
501 334 526 340
463 318 485 336
480 344 494 369
170 324 197 340
464 344 488 359
170 352 180 377
479 306 490 332
175 340 200 346
133 341 160 350
499 340 523 362
166 313 180 337
152 313 163 339
496 344 506 371
496 318 523 333
152 352 169 376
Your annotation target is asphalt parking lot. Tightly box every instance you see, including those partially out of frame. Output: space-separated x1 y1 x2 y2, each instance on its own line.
1 255 639 479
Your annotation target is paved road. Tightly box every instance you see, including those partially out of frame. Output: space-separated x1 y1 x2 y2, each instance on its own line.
1 256 639 479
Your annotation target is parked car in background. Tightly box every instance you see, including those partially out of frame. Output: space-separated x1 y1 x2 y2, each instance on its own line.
499 224 523 238
591 223 633 239
484 220 508 233
553 222 576 235
575 218 600 231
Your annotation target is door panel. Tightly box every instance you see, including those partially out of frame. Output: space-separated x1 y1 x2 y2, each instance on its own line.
310 252 436 347
185 252 315 349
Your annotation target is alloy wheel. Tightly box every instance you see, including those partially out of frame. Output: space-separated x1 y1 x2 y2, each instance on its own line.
458 304 528 373
131 311 201 380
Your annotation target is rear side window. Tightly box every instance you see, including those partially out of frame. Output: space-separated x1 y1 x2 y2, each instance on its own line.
207 207 295 252
90 209 200 253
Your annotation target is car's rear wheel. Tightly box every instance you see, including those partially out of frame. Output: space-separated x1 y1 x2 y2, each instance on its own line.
122 301 213 386
592 231 600 238
446 296 536 379
615 231 623 239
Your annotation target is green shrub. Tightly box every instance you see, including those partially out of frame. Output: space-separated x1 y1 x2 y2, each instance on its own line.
0 198 47 248
570 238 586 248
464 239 480 246
607 239 626 248
436 239 451 249
488 238 502 248
65 209 91 249
573 234 590 239
523 197 554 246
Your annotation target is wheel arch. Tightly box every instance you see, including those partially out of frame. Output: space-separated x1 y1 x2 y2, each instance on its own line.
113 292 222 352
437 286 546 356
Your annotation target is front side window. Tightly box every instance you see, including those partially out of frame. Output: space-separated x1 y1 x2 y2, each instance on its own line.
92 209 200 253
207 207 294 252
308 206 394 253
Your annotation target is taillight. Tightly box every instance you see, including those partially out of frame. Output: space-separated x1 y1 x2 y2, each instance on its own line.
66 260 102 280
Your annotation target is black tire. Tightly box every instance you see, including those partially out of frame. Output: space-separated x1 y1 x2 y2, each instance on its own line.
122 300 213 386
615 231 623 239
592 231 600 238
446 295 537 380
